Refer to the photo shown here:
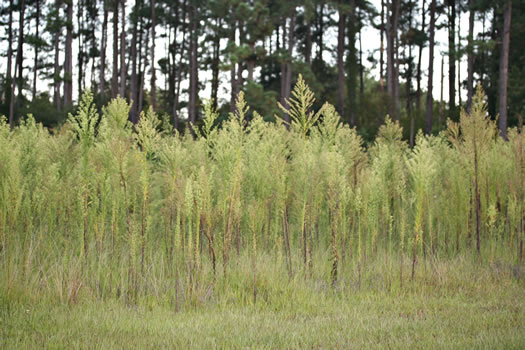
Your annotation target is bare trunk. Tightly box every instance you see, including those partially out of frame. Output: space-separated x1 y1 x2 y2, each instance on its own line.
448 0 456 116
440 55 444 118
457 11 462 107
247 41 255 82
466 0 474 112
5 0 13 105
237 21 245 91
130 0 140 122
347 0 357 126
416 0 426 111
120 0 127 97
280 21 287 108
100 5 108 96
425 0 436 134
285 12 295 106
393 0 400 118
54 26 62 112
230 23 237 113
247 61 255 81
211 17 221 108
358 9 364 96
16 0 25 100
386 0 400 119
78 0 84 98
337 3 345 118
380 0 385 90
138 22 150 117
9 0 26 128
64 0 73 106
112 1 119 98
174 1 187 129
188 2 198 125
317 4 324 60
32 0 40 101
407 1 414 145
498 1 512 140
151 0 157 110
386 0 394 102
305 16 312 64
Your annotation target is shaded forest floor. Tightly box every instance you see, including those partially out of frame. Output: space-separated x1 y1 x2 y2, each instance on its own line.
1 254 524 349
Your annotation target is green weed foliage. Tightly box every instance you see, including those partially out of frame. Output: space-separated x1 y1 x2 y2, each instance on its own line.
0 79 523 309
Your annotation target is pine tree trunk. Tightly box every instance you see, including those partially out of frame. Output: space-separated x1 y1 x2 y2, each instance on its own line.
88 8 97 89
174 0 187 129
392 0 400 119
112 0 119 98
32 0 40 101
188 1 198 125
440 55 444 118
237 21 245 90
167 5 177 118
64 0 73 106
284 11 295 114
100 4 108 97
230 22 237 113
359 9 364 96
120 0 127 98
466 0 474 112
16 0 25 100
211 17 221 109
346 0 357 127
416 0 426 112
247 42 255 81
151 0 157 110
386 0 393 105
386 0 400 119
457 11 462 107
498 1 512 140
138 22 149 118
337 2 345 119
425 0 436 134
9 0 25 128
305 16 312 64
380 0 385 90
130 0 140 123
317 3 324 60
448 0 456 117
78 0 84 98
280 21 287 109
406 0 414 145
5 0 13 106
53 20 62 112
480 12 486 83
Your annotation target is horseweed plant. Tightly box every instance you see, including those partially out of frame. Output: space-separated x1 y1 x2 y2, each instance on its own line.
0 82 522 309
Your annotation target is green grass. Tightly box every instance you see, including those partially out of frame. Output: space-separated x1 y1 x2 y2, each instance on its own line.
2 254 524 349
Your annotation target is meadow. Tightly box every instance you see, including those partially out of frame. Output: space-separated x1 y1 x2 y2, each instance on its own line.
1 77 524 348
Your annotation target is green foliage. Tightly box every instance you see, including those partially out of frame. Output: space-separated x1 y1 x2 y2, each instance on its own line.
135 107 161 160
0 77 523 316
278 74 323 137
68 91 99 151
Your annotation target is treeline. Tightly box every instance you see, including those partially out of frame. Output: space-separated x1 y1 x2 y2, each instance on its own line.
0 0 522 141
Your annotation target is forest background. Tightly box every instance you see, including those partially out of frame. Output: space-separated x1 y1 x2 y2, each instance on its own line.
0 0 521 142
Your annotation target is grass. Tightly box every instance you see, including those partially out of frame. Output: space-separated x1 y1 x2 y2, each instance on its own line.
2 254 524 349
